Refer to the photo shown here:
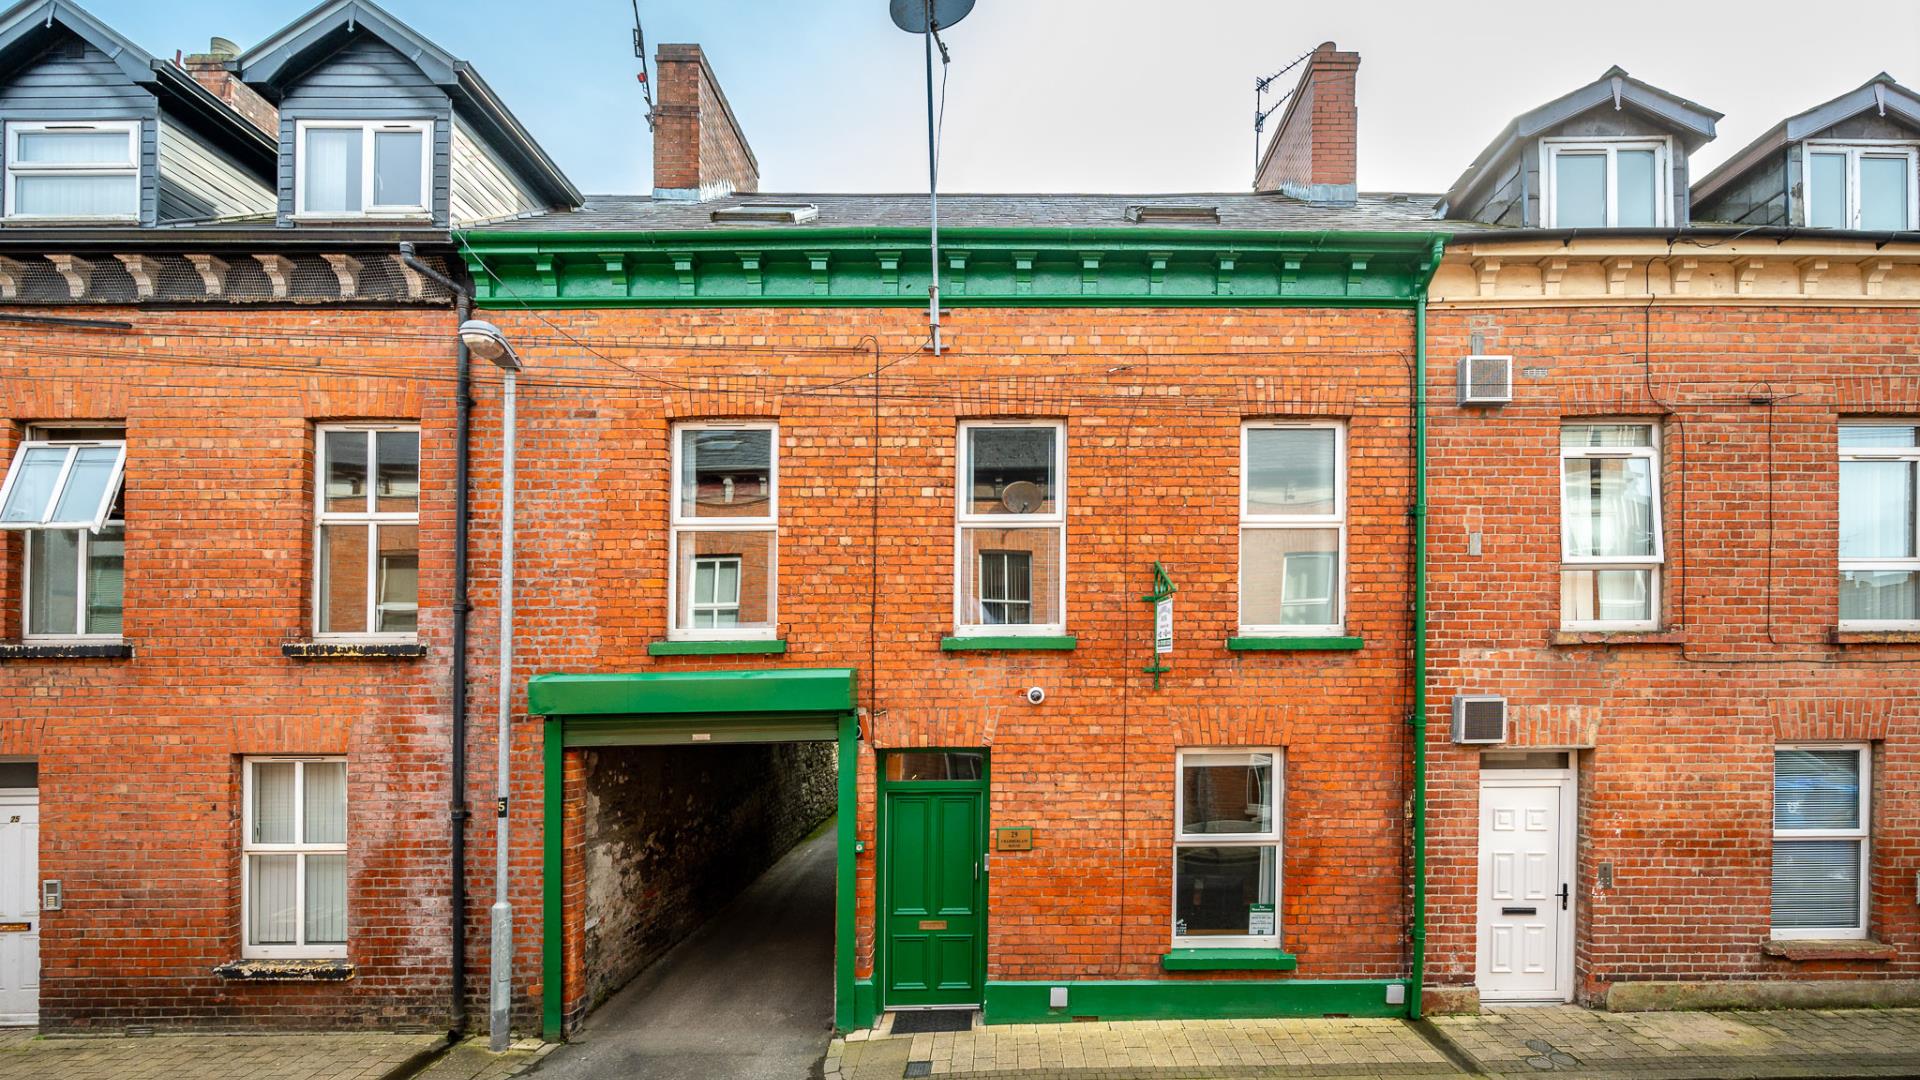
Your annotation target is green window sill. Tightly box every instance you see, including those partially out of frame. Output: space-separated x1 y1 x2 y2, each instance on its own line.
1226 636 1363 652
647 639 788 656
1160 948 1298 972
941 634 1078 652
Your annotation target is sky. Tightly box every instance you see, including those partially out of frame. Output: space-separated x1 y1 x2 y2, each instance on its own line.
84 0 1920 197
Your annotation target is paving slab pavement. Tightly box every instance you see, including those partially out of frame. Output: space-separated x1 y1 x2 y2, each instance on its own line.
0 1028 445 1080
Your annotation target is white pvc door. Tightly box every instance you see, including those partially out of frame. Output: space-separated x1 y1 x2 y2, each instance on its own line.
1477 777 1572 1002
0 793 38 1025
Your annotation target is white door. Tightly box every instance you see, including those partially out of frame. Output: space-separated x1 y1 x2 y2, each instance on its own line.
0 793 39 1025
1477 776 1573 1002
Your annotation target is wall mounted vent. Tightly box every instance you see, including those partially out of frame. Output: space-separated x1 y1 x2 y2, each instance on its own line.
1451 695 1508 744
1457 354 1513 405
710 202 820 224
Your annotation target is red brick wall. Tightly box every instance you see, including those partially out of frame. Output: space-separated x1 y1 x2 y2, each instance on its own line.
1425 302 1920 1002
0 307 457 1031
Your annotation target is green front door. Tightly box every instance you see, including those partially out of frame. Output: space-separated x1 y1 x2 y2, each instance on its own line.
882 783 985 1006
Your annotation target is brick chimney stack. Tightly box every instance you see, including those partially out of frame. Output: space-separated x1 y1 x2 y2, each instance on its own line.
180 37 278 138
1253 42 1359 204
652 44 759 201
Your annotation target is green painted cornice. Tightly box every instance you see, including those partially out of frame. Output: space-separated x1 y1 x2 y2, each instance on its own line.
458 227 1447 308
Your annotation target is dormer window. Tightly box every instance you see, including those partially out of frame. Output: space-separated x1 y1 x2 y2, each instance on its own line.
4 122 138 220
1805 143 1917 231
294 120 430 218
1542 139 1670 228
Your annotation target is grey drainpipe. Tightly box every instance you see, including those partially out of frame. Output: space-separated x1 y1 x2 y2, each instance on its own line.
399 243 473 1038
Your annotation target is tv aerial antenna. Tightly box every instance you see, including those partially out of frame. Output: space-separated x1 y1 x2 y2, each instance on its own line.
1252 47 1316 174
889 0 974 355
631 0 656 131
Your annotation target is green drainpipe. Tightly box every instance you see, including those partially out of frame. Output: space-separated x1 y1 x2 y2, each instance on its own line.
1408 238 1438 1019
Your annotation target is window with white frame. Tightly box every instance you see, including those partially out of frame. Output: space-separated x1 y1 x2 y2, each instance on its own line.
243 757 347 958
0 425 126 638
956 422 1064 634
295 120 431 217
1561 422 1662 629
1805 143 1917 231
1240 422 1344 633
1173 749 1281 946
1839 422 1920 627
4 121 139 219
1773 745 1869 939
315 425 418 637
671 423 776 638
1543 139 1669 228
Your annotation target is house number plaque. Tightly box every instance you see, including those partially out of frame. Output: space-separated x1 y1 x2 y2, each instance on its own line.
995 827 1034 851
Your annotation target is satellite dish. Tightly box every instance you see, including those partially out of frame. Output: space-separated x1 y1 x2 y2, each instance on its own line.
1000 481 1043 514
889 0 974 33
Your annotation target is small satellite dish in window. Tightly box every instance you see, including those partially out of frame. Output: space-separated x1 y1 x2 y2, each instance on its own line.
889 0 974 32
1000 481 1043 514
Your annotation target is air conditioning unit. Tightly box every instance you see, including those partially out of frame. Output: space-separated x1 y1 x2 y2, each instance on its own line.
1457 354 1513 406
1451 695 1508 744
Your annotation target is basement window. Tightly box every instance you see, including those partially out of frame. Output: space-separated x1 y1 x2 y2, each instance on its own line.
0 426 127 640
709 202 820 224
243 757 348 959
1772 745 1869 940
1125 204 1220 224
1173 749 1282 948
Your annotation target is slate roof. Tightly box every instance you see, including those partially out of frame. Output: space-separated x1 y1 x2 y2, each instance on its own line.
471 191 1451 234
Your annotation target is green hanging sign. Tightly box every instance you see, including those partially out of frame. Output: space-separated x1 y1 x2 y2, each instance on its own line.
1140 561 1177 689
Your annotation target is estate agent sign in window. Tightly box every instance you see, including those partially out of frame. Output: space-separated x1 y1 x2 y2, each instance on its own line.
1838 422 1920 627
1772 745 1869 940
1560 422 1662 629
1240 422 1344 634
244 757 348 959
670 423 777 638
315 425 419 637
1174 749 1282 947
956 421 1065 634
0 426 127 638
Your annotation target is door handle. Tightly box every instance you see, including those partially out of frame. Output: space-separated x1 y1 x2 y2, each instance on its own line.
1559 883 1570 911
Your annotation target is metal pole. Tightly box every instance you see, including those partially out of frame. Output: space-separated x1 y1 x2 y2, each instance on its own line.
924 0 941 355
489 369 516 1052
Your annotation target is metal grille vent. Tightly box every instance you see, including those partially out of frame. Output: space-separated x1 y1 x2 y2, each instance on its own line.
1451 695 1508 744
1457 354 1513 405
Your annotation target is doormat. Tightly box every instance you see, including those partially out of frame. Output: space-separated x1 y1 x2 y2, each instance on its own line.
890 1009 975 1034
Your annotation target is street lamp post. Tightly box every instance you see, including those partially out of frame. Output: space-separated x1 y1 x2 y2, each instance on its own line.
458 318 522 1053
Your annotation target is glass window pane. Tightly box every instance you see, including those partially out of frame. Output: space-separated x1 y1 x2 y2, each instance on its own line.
323 430 369 513
375 430 419 513
1246 428 1336 516
1553 152 1607 227
1616 148 1657 226
1180 753 1274 836
26 528 78 636
1840 569 1919 622
959 527 1059 627
1772 839 1861 930
1174 845 1276 938
2 445 68 523
1859 154 1910 231
16 129 130 164
1561 568 1654 624
13 174 135 216
680 429 773 519
303 127 362 213
376 525 418 634
885 752 985 781
675 531 773 631
303 762 347 844
1809 152 1847 228
252 762 296 844
48 445 120 524
1563 457 1656 558
1562 423 1653 448
85 525 124 636
1839 460 1915 558
319 523 369 634
1840 424 1919 448
1241 527 1340 627
968 427 1056 515
1774 749 1861 830
305 853 348 944
372 129 423 207
248 853 299 945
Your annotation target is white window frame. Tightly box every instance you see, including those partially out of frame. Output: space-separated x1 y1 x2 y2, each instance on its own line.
1837 419 1920 630
668 421 778 641
5 426 126 642
313 424 420 640
1803 141 1920 231
292 119 433 219
241 756 348 959
689 554 743 628
1771 743 1870 941
977 549 1033 625
3 120 140 221
1540 137 1673 228
1560 420 1663 631
954 420 1067 636
1239 421 1346 635
1172 748 1283 949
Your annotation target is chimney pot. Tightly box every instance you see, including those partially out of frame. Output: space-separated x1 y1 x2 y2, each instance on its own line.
1253 42 1359 204
652 44 759 201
